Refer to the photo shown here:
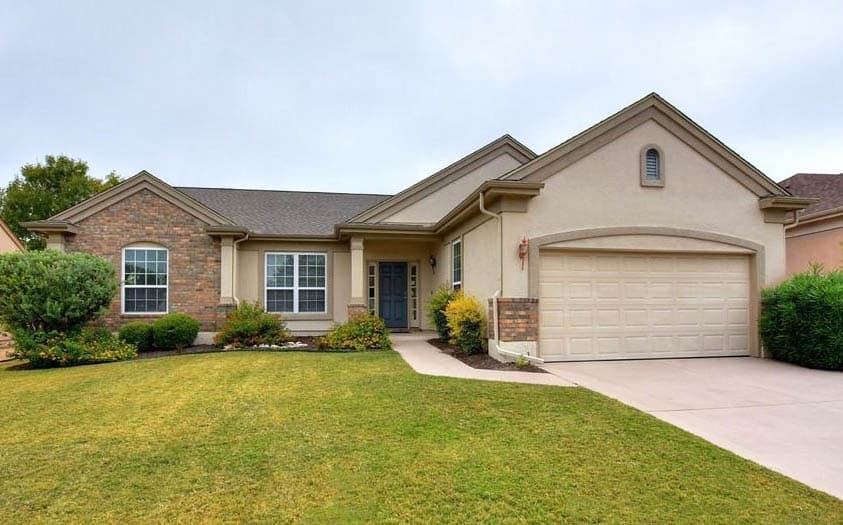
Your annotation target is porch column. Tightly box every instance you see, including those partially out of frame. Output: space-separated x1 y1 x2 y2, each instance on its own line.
348 236 368 317
219 236 236 305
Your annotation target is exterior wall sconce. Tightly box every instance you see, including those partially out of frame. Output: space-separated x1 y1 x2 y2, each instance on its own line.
429 255 436 273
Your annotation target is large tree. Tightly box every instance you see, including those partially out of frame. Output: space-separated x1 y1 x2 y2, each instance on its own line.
0 156 120 249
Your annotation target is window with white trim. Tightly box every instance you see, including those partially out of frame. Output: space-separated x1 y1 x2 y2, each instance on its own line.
452 239 462 291
123 247 168 314
367 263 377 314
265 253 327 313
410 263 418 322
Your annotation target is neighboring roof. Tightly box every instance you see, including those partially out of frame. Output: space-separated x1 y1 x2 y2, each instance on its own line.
779 173 843 217
0 218 25 251
177 187 391 236
500 93 789 198
350 134 536 223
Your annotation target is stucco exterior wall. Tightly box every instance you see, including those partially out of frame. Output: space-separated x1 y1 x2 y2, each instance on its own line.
383 153 522 224
65 189 221 331
437 213 501 302
515 120 786 290
786 217 843 275
235 240 349 333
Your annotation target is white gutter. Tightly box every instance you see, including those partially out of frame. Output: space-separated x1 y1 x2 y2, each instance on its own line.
478 193 544 365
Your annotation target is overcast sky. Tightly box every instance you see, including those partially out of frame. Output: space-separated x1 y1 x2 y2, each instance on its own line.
1 1 841 194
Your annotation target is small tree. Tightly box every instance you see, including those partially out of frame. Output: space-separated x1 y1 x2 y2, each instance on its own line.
0 156 120 249
0 251 117 337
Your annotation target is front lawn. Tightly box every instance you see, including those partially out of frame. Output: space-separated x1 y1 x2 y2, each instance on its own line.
0 352 840 523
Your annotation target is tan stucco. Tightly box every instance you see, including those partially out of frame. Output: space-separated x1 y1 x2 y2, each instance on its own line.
517 120 786 283
383 153 523 224
0 229 22 253
786 215 843 275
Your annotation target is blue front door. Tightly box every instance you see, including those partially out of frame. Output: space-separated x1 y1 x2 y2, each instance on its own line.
378 262 408 329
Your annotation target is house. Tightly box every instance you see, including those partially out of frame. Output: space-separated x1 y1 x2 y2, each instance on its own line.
24 93 812 363
779 173 843 275
0 218 24 360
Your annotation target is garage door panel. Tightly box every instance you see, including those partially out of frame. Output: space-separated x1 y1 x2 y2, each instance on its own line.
539 251 750 361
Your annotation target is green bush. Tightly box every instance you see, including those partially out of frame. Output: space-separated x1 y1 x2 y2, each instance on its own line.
13 327 136 368
427 285 456 341
320 314 391 351
118 322 154 352
760 267 843 370
214 302 290 348
444 293 486 354
152 313 200 350
0 250 117 336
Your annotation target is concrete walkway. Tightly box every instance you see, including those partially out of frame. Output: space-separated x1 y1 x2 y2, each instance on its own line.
543 357 843 500
391 333 574 386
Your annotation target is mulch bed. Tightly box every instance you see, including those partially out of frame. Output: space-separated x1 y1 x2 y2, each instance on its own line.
138 336 325 359
426 338 547 373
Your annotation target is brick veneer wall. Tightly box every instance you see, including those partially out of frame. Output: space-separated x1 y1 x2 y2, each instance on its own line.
65 189 221 331
487 298 539 342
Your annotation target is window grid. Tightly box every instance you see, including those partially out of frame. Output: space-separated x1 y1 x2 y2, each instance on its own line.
265 253 327 313
123 247 168 314
368 263 377 314
410 264 418 322
452 239 462 291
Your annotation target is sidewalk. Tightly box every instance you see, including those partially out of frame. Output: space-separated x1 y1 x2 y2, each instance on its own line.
391 332 575 387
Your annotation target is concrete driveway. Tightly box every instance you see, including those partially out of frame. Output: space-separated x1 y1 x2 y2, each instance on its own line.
542 357 843 500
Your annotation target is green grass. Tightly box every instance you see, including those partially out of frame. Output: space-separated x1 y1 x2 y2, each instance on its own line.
0 352 840 524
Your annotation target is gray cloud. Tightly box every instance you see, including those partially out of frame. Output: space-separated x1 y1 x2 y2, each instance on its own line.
1 0 841 194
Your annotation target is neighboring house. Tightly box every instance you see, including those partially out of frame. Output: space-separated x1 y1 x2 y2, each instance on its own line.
779 173 843 275
0 218 24 360
25 93 811 363
0 218 24 253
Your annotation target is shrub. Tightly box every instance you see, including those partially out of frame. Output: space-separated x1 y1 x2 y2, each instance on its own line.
13 327 136 368
759 267 843 370
320 314 391 351
0 250 117 336
214 302 291 348
445 293 486 355
118 322 154 352
152 313 200 350
427 285 456 341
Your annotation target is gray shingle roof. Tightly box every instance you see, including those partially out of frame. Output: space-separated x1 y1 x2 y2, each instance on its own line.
779 173 843 217
176 187 391 236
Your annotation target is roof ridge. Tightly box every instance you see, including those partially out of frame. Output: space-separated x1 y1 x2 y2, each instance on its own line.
175 186 392 197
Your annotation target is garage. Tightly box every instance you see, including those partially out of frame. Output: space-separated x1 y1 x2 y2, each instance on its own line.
538 251 751 361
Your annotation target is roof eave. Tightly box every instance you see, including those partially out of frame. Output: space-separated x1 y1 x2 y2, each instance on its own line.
21 220 80 235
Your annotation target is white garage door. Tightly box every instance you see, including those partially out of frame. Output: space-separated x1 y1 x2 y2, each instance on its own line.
539 251 750 361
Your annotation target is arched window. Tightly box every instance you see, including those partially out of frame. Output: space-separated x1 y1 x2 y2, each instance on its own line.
122 244 169 314
640 146 665 187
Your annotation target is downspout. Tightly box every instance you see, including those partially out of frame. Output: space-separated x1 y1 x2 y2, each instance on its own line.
478 192 543 365
232 232 250 304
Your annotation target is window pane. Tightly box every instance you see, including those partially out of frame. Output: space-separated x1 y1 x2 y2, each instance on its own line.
124 287 167 313
298 254 326 288
266 254 294 288
298 289 326 313
453 242 462 284
266 289 294 313
125 249 167 288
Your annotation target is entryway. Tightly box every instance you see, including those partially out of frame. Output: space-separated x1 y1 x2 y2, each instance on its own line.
378 262 407 329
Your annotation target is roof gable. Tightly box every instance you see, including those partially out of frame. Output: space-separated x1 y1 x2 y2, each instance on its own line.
502 93 787 198
50 171 235 226
0 218 24 251
351 134 536 223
